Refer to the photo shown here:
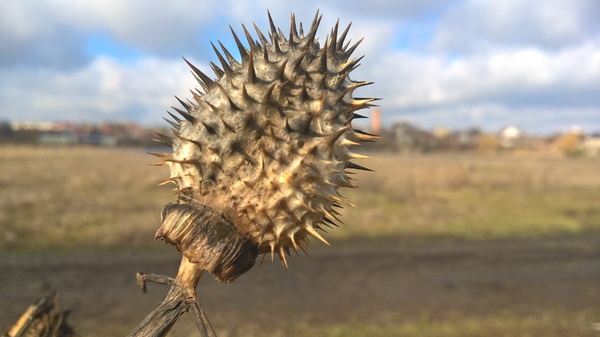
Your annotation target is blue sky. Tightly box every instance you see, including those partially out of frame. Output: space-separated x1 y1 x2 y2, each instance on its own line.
1 0 599 135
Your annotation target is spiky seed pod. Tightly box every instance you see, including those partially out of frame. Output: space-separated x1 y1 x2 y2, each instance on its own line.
154 11 377 283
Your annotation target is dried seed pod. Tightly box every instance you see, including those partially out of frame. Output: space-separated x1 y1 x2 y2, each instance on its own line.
154 11 377 283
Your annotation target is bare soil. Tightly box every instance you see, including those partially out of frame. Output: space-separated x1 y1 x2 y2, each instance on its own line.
1 235 599 336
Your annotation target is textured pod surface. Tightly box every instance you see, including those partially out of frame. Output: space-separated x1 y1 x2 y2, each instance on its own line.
153 11 377 281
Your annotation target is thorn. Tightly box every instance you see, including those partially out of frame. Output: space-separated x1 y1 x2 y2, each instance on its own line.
317 41 328 72
183 57 216 90
274 59 288 81
241 24 257 50
348 151 372 160
346 161 373 171
325 125 351 145
174 95 192 112
323 216 339 227
253 22 270 48
328 19 339 56
272 33 282 54
340 55 365 74
261 82 277 105
247 49 257 83
230 25 249 63
337 22 352 50
279 247 288 268
210 42 234 77
218 40 239 67
163 119 180 131
172 107 197 124
345 38 364 58
291 50 309 74
354 129 380 142
305 226 330 246
210 62 224 78
267 10 278 39
302 10 322 51
289 13 298 43
152 131 173 147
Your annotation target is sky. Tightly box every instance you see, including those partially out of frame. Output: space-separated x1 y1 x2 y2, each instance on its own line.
1 0 599 135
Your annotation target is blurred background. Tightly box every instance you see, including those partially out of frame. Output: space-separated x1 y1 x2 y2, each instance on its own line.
0 1 599 336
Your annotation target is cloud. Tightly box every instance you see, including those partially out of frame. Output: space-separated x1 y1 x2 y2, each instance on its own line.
433 0 600 52
0 0 599 134
0 57 201 124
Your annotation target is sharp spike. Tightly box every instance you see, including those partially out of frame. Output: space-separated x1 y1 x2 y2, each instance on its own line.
172 107 197 124
354 129 380 142
229 25 249 63
328 19 339 55
345 37 364 58
209 62 224 79
261 82 277 105
305 226 330 246
289 13 298 43
210 42 234 77
317 41 328 72
152 131 173 147
205 101 220 113
337 22 352 50
163 115 180 130
272 34 282 54
241 24 257 50
267 10 278 38
166 111 182 124
302 11 322 52
279 247 288 268
247 49 257 83
347 161 373 171
299 22 304 37
174 96 192 112
253 22 270 47
218 40 240 67
183 57 216 91
259 252 267 268
274 59 288 81
291 50 309 74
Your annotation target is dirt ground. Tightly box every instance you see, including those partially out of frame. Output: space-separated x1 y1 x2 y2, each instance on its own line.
1 234 599 336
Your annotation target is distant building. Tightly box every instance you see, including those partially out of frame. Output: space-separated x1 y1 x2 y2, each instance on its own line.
500 125 522 148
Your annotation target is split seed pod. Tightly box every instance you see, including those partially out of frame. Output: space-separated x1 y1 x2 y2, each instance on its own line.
153 11 378 283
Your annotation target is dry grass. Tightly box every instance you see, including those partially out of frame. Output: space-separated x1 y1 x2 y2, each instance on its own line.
1 146 599 252
0 146 173 252
340 152 600 241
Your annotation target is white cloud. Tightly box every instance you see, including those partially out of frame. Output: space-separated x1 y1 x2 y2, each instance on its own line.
0 57 202 124
0 0 599 134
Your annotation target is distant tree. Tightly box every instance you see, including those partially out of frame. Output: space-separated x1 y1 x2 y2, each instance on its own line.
556 133 582 157
0 121 14 142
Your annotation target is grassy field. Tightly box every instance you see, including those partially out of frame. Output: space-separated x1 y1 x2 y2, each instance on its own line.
0 146 599 337
1 146 598 251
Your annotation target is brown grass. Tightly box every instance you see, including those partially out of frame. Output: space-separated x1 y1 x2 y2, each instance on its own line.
1 146 599 252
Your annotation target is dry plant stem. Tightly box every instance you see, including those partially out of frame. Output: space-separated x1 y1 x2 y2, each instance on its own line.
127 256 216 337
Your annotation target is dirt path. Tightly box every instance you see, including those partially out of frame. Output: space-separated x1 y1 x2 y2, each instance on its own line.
1 235 599 336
